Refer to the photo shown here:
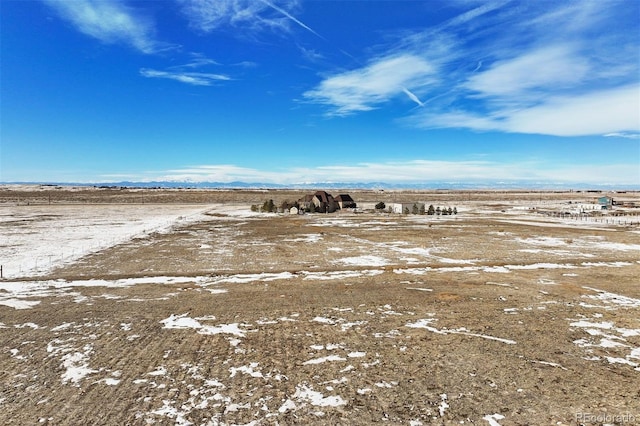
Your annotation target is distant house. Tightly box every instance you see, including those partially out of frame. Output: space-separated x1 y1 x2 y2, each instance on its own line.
312 191 338 213
298 191 352 213
598 196 614 210
335 194 356 209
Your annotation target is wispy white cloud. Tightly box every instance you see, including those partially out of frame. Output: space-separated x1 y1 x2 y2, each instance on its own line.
140 68 231 86
305 1 639 137
127 159 639 186
463 45 589 97
178 0 311 37
171 54 221 69
303 54 435 115
410 84 640 137
298 45 326 63
42 0 169 54
604 133 640 140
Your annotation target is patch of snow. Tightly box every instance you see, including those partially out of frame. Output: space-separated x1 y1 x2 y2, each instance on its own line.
210 272 294 284
278 399 296 413
606 357 638 367
0 299 41 310
582 287 640 308
312 316 336 325
148 366 167 376
293 384 346 407
484 266 511 273
530 360 568 370
61 347 97 385
340 321 368 331
406 319 516 344
581 261 632 268
483 413 505 426
14 322 40 329
160 314 202 330
96 378 121 386
439 394 449 417
517 236 566 246
302 269 383 281
160 313 249 338
205 288 228 294
229 362 263 378
337 255 389 267
303 355 346 365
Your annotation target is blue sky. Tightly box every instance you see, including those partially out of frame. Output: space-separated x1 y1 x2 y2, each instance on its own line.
1 0 639 186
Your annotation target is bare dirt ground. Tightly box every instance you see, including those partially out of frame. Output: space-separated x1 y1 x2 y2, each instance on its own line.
1 186 639 425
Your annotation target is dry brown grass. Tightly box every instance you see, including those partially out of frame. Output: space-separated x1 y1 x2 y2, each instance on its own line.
1 188 639 425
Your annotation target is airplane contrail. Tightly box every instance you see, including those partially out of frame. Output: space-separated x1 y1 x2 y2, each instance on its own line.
402 87 425 107
259 0 325 40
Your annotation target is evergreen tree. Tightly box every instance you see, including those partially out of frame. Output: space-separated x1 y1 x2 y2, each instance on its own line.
375 201 386 210
427 204 435 215
412 204 419 215
419 204 426 215
262 199 275 212
436 206 441 215
448 207 453 215
453 207 458 215
404 207 410 214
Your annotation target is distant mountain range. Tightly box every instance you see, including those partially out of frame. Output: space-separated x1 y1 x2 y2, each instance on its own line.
3 181 639 190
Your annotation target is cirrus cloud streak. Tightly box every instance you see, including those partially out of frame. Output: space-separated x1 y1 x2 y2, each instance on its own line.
140 68 231 86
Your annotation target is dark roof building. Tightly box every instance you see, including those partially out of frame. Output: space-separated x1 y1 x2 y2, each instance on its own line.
335 194 356 209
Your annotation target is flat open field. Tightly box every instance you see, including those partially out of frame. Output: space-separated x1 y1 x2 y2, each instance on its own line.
1 186 639 425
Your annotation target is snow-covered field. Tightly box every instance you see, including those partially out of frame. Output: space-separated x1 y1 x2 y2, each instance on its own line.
0 204 211 278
